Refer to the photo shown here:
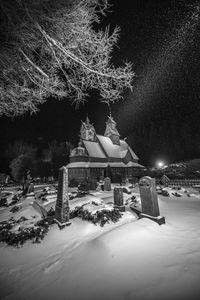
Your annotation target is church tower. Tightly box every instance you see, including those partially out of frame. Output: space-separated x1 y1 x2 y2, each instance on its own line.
104 116 120 145
80 116 96 141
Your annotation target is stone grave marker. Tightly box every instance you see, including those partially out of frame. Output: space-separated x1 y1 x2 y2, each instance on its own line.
104 177 111 191
54 166 71 228
28 183 34 193
139 176 165 225
160 174 170 186
23 170 32 196
114 187 125 212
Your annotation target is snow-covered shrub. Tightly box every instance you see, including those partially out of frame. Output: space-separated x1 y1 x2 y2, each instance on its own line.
78 178 97 191
131 195 137 202
122 187 131 194
0 213 54 247
68 191 78 200
91 201 100 206
0 196 8 207
9 194 22 206
10 205 22 213
70 205 123 227
161 190 169 197
69 178 79 187
77 190 89 197
172 192 181 197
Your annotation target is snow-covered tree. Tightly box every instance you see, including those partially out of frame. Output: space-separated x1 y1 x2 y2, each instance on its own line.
9 153 37 182
45 140 74 178
5 140 37 162
0 0 134 116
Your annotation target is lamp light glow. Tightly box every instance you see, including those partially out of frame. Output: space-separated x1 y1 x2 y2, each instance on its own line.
157 161 164 168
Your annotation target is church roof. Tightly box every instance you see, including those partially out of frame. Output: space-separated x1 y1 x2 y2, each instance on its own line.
96 135 138 160
82 140 106 158
126 161 145 168
127 145 139 160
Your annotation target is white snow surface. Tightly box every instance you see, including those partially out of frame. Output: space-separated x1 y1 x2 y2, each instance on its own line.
1 186 200 300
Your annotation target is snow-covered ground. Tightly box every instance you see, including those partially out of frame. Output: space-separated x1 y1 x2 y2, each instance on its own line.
1 185 200 300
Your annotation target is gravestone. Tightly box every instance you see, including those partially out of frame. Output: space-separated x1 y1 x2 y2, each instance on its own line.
160 174 170 186
125 178 129 185
54 166 71 228
139 176 165 225
96 183 102 192
28 183 34 193
22 170 32 196
114 187 125 212
25 182 35 198
104 177 111 191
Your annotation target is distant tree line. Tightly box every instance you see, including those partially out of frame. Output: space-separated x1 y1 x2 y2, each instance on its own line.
3 140 74 182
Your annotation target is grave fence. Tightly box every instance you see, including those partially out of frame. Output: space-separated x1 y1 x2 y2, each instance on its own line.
165 179 200 187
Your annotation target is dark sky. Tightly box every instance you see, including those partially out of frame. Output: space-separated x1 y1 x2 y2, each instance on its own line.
1 0 200 168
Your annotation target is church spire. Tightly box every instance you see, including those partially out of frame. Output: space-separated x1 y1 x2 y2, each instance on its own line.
80 115 96 141
85 115 90 125
104 115 120 145
108 102 112 118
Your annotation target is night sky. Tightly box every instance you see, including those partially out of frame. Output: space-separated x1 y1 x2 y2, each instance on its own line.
1 0 200 169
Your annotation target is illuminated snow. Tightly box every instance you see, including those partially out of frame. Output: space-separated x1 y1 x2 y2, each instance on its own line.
1 186 200 300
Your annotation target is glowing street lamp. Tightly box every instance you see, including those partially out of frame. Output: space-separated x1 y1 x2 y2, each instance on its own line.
157 161 164 168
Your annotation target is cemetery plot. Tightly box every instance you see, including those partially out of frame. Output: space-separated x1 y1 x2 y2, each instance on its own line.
0 181 139 246
2 176 199 247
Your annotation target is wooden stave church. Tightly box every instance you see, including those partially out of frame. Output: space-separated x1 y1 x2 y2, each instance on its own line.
66 116 144 182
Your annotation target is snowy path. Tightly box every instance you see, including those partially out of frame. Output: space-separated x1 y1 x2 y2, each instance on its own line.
1 191 200 300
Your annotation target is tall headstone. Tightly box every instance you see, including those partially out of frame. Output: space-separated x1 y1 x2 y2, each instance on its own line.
114 187 125 212
54 166 71 228
28 183 34 193
23 170 32 196
139 176 165 225
104 177 111 191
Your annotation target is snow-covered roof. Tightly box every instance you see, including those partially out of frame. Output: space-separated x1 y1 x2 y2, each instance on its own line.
83 140 106 158
97 135 138 160
97 135 123 158
127 146 139 160
126 161 144 168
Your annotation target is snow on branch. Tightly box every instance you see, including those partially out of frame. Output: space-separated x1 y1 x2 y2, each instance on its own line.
0 0 134 116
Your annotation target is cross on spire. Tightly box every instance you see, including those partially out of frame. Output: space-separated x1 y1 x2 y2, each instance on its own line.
85 114 90 125
107 102 112 117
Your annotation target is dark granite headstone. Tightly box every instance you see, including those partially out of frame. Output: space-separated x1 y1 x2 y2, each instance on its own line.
114 187 125 212
104 177 111 191
139 176 165 225
22 170 32 195
160 175 170 186
54 166 71 228
28 183 34 193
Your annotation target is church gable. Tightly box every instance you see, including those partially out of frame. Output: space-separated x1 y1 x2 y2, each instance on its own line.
123 149 134 164
128 146 139 161
80 117 97 142
104 116 120 145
